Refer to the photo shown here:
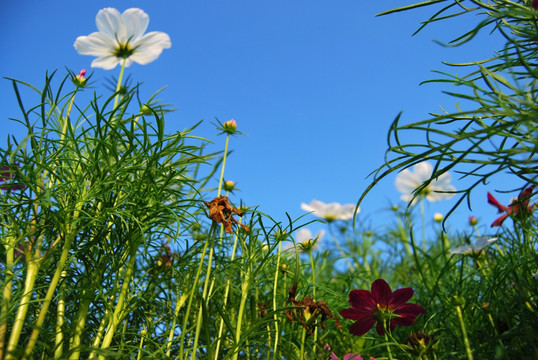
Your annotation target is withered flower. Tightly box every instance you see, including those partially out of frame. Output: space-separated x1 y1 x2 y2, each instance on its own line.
404 331 438 357
285 282 341 335
204 196 248 234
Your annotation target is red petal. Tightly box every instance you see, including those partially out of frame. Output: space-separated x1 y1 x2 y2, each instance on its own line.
487 192 507 213
394 303 426 324
340 308 373 321
389 287 414 308
349 289 376 310
349 317 376 336
518 185 535 208
491 214 508 227
375 321 386 336
371 279 392 305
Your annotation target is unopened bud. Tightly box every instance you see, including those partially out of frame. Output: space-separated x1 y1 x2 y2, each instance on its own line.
433 213 443 222
222 119 237 134
223 180 235 192
73 69 87 87
468 216 478 226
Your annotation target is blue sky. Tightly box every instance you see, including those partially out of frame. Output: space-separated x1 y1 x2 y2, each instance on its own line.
0 1 514 237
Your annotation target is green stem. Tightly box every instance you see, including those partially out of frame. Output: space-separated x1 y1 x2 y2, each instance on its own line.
213 217 242 360
98 240 139 358
308 251 318 353
271 242 282 360
217 134 230 197
178 225 216 359
456 305 474 360
383 325 394 360
0 240 15 359
231 267 252 360
166 293 188 357
5 260 40 360
54 272 67 359
113 59 127 111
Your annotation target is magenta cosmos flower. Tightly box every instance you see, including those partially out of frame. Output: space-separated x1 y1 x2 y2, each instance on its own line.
340 279 425 336
487 185 535 227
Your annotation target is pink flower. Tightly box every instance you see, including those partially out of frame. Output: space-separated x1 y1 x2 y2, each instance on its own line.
340 279 425 336
487 185 535 227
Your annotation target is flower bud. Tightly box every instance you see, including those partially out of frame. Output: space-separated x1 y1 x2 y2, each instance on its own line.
468 216 478 226
433 212 443 222
73 69 87 87
222 119 237 134
223 180 235 192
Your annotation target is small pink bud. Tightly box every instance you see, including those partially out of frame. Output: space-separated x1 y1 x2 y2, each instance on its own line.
73 69 87 87
469 216 478 226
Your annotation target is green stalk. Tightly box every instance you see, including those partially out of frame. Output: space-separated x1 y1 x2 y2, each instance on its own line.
0 240 15 359
98 240 139 357
166 293 188 357
5 260 40 360
308 250 318 353
383 324 394 360
216 134 230 197
190 235 215 360
54 271 67 359
271 242 282 360
113 59 127 111
213 218 241 360
21 234 75 360
178 225 216 359
456 305 474 360
232 275 252 360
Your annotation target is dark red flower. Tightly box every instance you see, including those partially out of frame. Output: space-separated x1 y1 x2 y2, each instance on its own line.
533 0 538 10
487 185 535 227
340 279 425 336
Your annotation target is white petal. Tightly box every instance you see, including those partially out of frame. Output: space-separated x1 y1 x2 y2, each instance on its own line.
414 162 433 181
74 32 115 56
296 228 313 243
130 32 171 65
91 56 121 70
122 8 149 41
96 8 125 41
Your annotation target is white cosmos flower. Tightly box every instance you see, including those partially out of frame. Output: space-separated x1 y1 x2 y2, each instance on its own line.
450 236 498 256
300 200 359 222
395 161 456 205
296 228 325 252
74 8 171 70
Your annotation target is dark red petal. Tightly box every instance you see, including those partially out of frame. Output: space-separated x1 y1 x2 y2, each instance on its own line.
487 192 507 213
349 317 376 336
371 279 392 305
349 289 376 309
389 287 414 308
394 303 426 323
340 308 374 321
518 185 535 208
491 214 508 227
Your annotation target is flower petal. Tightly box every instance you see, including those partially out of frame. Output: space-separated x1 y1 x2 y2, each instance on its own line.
371 279 392 305
389 287 414 308
91 56 121 70
96 8 125 40
348 289 376 310
74 32 115 57
343 354 364 360
393 303 425 325
122 8 149 41
340 307 374 321
349 317 376 336
487 192 507 213
491 214 509 227
129 31 171 65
